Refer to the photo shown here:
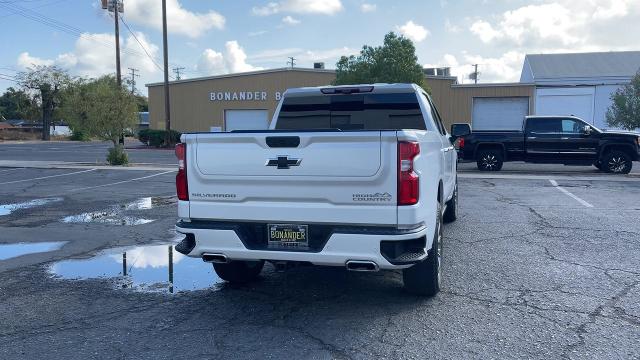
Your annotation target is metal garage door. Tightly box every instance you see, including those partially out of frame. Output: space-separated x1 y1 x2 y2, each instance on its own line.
224 110 269 131
472 97 529 131
535 87 595 125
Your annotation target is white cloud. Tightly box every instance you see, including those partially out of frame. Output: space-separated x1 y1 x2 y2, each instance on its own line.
425 51 525 83
252 0 343 16
17 52 54 68
396 20 429 43
16 32 161 93
360 3 376 13
197 41 263 76
444 19 461 33
282 15 301 25
248 30 268 37
249 46 356 66
125 0 225 38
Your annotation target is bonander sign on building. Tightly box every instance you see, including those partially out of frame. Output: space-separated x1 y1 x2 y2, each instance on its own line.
146 68 336 133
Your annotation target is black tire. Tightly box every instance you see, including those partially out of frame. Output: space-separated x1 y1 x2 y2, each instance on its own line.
403 203 443 296
476 149 503 171
213 260 264 284
443 182 458 223
603 151 633 174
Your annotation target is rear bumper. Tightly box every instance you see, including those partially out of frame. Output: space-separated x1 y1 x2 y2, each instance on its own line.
175 221 430 270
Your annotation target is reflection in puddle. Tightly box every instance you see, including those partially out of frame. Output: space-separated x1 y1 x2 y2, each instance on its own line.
60 196 176 226
62 212 154 226
0 198 63 216
50 244 222 293
122 196 176 211
0 242 66 260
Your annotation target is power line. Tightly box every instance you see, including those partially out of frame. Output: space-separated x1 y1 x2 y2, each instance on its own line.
0 3 159 66
127 67 139 94
172 67 185 80
119 15 173 78
287 56 296 69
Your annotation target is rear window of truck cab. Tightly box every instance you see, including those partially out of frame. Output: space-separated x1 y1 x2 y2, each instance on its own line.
275 93 427 130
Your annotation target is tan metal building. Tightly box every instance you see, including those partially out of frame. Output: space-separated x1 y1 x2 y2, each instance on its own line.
147 69 535 132
147 68 336 132
424 76 535 131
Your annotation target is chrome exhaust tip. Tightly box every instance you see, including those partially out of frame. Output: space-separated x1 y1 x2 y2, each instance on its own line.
202 253 228 264
345 260 379 272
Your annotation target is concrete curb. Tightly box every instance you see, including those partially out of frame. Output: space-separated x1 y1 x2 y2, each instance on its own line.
0 160 175 172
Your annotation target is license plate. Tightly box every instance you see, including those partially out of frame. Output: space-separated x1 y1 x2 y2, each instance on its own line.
268 224 309 249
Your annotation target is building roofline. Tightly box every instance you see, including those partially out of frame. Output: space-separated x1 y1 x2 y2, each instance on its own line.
452 82 535 88
424 75 458 81
524 50 640 58
145 67 336 87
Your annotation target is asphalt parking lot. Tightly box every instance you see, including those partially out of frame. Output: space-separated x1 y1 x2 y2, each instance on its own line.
0 143 639 359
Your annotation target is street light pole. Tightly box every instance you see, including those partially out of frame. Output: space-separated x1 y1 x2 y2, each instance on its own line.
162 0 171 145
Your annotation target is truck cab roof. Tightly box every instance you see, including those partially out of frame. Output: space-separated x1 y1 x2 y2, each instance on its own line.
284 83 425 97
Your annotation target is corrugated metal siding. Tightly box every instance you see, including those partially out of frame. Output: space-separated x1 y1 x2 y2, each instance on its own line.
425 77 535 131
148 70 336 132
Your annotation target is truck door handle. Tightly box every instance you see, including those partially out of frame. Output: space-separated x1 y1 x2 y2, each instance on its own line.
442 148 450 152
560 137 569 140
527 137 537 140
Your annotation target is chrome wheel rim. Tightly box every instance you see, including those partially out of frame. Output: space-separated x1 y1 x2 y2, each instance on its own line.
608 157 627 173
481 155 497 170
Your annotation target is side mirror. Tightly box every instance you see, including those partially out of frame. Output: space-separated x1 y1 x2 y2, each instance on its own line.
583 125 592 135
451 123 471 138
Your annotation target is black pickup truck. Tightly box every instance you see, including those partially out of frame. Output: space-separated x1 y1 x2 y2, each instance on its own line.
453 116 640 174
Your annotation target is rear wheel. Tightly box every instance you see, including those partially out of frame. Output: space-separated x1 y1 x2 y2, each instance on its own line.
603 151 632 174
403 203 443 296
443 182 458 223
213 260 264 284
476 149 503 171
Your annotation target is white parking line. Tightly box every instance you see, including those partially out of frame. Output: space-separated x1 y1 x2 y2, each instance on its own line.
0 169 97 185
68 170 175 192
549 179 594 208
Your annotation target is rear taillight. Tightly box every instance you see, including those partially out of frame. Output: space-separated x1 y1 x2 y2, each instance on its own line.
398 141 420 206
456 137 465 149
175 143 188 201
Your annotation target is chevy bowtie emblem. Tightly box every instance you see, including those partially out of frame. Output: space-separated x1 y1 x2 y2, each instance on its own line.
266 156 301 169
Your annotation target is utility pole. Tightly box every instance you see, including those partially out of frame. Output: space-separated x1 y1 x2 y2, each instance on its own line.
287 57 296 69
472 64 479 84
128 67 139 94
162 0 172 145
172 67 185 80
102 0 124 143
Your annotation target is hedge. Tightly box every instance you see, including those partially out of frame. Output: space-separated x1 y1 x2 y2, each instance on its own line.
138 129 181 147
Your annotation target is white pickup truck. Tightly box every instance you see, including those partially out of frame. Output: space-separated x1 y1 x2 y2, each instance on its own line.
174 83 458 296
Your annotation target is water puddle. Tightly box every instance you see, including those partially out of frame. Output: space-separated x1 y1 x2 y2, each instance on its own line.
121 196 177 210
62 212 154 226
0 198 63 216
49 244 222 294
0 242 66 260
60 196 175 226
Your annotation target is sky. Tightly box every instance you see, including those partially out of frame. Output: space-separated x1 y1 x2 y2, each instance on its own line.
1 0 639 95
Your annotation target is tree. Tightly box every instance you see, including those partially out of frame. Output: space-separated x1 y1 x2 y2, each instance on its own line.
607 71 640 130
0 87 39 121
61 75 138 164
334 32 427 89
17 65 71 140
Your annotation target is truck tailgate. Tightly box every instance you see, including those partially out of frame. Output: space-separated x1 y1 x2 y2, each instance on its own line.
186 131 398 226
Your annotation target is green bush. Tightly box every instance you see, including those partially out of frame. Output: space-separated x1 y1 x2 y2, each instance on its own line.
138 129 181 148
69 129 90 141
107 145 129 165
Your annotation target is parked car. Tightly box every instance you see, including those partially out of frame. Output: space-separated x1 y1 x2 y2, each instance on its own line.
453 116 640 174
174 83 458 296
